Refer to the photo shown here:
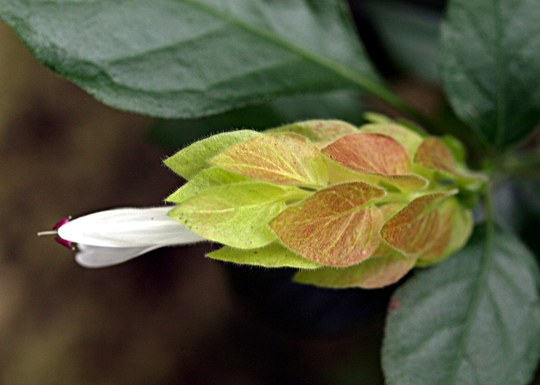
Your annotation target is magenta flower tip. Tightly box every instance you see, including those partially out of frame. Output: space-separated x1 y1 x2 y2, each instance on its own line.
52 217 71 230
54 237 74 250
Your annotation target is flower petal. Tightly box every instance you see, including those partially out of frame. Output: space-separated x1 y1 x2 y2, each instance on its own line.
75 244 162 268
58 207 205 247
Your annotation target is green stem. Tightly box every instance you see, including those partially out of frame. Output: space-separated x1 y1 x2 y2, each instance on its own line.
328 67 434 130
500 151 540 179
375 192 411 206
285 188 313 202
482 182 496 240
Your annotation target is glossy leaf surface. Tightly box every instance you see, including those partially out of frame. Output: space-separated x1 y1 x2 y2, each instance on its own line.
151 91 366 150
440 0 540 149
1 0 378 118
383 226 540 385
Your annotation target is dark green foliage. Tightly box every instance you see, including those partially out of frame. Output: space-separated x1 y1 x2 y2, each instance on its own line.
383 226 540 385
441 0 540 150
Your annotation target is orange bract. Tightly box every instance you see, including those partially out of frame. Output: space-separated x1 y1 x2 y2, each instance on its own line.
323 133 411 175
270 182 385 267
269 119 359 145
294 252 415 289
380 192 456 260
414 137 457 173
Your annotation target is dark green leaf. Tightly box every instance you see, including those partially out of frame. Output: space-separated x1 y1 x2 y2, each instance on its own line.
363 0 441 83
440 0 540 149
383 225 540 385
1 0 377 118
151 91 365 150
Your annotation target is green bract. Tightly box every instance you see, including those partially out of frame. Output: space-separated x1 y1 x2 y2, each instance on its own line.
166 119 485 289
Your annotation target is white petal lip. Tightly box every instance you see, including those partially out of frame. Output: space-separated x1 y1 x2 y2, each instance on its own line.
57 206 206 268
75 244 163 268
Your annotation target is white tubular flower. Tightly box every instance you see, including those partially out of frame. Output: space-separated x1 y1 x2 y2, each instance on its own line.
39 207 206 268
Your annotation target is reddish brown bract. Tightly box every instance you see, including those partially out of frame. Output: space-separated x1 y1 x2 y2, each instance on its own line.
323 133 412 175
270 182 385 267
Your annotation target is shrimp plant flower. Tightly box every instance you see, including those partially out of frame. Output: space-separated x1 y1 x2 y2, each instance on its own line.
39 207 205 268
42 117 485 288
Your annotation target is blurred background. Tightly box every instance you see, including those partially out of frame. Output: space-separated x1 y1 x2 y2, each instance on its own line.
0 19 386 384
0 0 538 384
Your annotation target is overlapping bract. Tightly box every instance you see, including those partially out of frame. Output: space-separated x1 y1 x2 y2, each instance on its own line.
165 119 484 289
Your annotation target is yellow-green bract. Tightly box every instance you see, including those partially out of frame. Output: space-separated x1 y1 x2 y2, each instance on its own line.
165 119 485 289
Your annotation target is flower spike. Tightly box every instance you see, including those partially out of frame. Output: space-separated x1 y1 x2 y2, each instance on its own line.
42 118 484 288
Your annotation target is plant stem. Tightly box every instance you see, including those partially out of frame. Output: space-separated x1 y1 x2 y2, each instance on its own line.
500 151 540 179
482 182 496 239
331 67 435 130
285 188 313 202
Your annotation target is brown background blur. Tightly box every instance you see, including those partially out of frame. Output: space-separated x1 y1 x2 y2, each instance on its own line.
0 22 388 385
